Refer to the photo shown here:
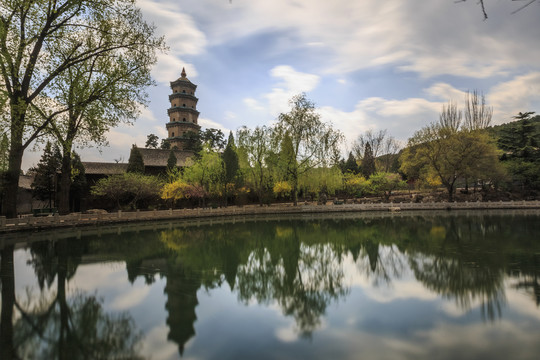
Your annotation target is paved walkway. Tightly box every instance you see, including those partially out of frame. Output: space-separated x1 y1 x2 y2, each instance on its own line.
2 200 539 234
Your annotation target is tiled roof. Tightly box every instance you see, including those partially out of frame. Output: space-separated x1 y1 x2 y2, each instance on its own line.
82 148 194 175
83 162 128 175
137 148 193 167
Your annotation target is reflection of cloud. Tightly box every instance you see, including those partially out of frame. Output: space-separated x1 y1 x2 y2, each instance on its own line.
110 285 151 310
140 324 180 360
275 323 298 343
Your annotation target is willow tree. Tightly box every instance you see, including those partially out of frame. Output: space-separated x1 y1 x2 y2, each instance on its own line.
272 94 343 205
0 0 164 217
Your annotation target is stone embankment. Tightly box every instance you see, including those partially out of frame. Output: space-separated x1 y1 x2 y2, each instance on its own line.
1 200 540 234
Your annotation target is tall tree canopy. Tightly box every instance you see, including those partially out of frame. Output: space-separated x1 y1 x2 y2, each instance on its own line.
272 94 343 205
0 0 165 217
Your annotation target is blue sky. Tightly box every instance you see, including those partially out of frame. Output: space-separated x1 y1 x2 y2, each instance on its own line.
22 0 540 169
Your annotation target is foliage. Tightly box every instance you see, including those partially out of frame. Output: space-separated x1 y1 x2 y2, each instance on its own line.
30 142 62 206
495 112 540 191
369 172 407 200
272 94 344 205
343 173 370 198
273 181 292 199
91 172 162 210
201 128 226 152
361 142 376 178
223 131 239 184
299 167 343 198
0 133 8 173
146 134 159 149
400 113 503 201
126 146 145 174
160 139 171 150
167 150 177 172
0 0 165 217
342 152 359 174
237 125 274 205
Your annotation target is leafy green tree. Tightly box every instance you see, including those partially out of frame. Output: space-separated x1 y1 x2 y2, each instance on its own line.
201 128 226 152
30 142 62 208
0 133 8 213
160 139 171 150
368 172 407 201
91 172 161 210
361 142 376 178
146 134 160 149
69 152 87 212
237 125 274 206
0 0 164 218
272 94 343 205
126 146 145 174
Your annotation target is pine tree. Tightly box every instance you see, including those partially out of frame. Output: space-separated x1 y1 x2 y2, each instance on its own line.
223 132 239 183
361 142 376 178
31 142 62 208
167 150 177 172
126 145 145 174
343 152 359 174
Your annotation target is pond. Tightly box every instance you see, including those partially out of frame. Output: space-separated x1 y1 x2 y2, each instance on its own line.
1 211 540 359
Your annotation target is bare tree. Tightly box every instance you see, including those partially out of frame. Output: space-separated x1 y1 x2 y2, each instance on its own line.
352 130 387 160
439 100 462 134
463 90 492 130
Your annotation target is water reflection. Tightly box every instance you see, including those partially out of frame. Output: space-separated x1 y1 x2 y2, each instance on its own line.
1 212 540 359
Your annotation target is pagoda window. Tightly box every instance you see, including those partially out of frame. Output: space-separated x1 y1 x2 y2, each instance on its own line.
172 132 175 137
182 90 186 93
183 118 186 122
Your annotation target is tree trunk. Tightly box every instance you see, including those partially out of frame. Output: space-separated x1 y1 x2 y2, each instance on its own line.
2 145 24 218
58 152 72 215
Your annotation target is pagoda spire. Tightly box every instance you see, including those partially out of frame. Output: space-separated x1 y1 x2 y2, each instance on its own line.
181 67 187 78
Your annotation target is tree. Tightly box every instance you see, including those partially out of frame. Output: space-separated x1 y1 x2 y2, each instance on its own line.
201 128 226 152
69 152 87 212
0 0 164 218
223 131 239 184
361 142 376 178
161 139 171 150
237 125 274 206
30 142 62 208
342 152 359 174
167 150 177 172
369 172 407 201
272 94 344 205
126 145 145 174
400 102 503 201
0 133 8 214
146 134 159 149
45 37 161 214
91 172 161 210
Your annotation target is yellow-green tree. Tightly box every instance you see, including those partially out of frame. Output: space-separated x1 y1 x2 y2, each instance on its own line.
400 102 503 201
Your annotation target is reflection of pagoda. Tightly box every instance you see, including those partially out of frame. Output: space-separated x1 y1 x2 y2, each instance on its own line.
165 267 200 356
166 68 201 150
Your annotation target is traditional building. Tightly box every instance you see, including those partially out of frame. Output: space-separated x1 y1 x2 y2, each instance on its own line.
166 68 201 150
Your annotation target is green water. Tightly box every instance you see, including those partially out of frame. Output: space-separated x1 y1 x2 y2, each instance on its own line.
1 211 540 359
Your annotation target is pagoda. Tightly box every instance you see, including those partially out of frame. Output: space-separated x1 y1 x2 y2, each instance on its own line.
166 68 201 150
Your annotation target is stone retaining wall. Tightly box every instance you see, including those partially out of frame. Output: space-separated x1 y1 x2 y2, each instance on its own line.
1 200 539 234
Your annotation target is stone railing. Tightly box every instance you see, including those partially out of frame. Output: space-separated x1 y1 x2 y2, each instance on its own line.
1 200 539 233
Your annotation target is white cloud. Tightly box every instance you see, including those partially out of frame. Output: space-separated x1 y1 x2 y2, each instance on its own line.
264 65 320 116
199 117 231 134
487 72 540 124
138 0 206 84
181 0 540 79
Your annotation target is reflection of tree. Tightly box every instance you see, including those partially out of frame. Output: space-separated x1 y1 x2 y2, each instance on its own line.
1 240 143 359
14 291 142 359
509 254 540 307
235 225 349 337
1 245 16 360
410 254 506 320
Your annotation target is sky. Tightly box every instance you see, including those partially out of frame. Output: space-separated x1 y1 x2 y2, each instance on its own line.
22 0 540 170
